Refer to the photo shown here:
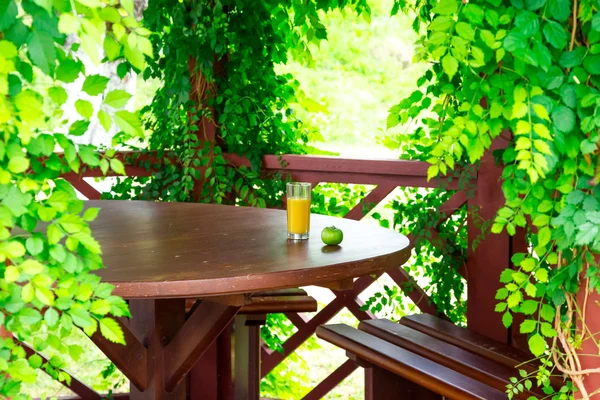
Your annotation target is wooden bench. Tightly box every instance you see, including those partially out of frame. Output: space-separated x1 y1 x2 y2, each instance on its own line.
317 314 546 400
188 289 318 400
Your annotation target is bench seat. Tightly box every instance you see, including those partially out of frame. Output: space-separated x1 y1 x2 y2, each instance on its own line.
317 324 507 400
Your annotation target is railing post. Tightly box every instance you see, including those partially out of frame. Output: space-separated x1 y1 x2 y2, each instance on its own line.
466 149 510 343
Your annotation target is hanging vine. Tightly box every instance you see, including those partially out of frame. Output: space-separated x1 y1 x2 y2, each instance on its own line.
387 0 600 396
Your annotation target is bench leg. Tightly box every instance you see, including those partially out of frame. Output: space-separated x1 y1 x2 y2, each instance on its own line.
366 367 442 400
234 314 265 400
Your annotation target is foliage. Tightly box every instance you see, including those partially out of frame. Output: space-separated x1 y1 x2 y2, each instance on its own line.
105 0 371 206
0 0 150 396
388 0 600 395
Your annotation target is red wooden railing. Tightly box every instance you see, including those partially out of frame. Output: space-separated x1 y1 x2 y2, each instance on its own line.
53 152 476 399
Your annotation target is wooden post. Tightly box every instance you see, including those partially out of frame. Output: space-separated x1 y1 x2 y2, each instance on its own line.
466 150 511 343
234 314 265 400
129 299 187 400
577 280 600 399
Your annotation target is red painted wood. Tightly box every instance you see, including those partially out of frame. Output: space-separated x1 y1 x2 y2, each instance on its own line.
260 274 378 378
577 280 600 399
301 359 357 400
64 178 102 200
466 151 510 343
343 184 396 221
21 342 102 399
386 268 439 316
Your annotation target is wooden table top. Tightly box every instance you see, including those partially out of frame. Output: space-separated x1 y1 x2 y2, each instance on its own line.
88 200 411 299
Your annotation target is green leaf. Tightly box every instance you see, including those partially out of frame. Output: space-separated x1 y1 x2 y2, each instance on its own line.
442 54 458 79
552 105 575 133
18 308 42 325
455 22 475 41
49 86 68 105
543 21 567 49
68 307 94 328
8 156 30 173
540 322 557 337
541 303 555 321
528 333 547 356
44 307 59 327
4 265 19 283
520 300 538 314
83 207 100 221
431 0 459 14
99 318 125 344
58 13 79 34
584 55 600 75
114 110 144 137
535 268 549 282
520 319 537 333
110 158 126 175
502 311 513 328
104 35 121 61
27 30 56 75
98 109 113 132
559 47 586 68
26 236 44 255
548 0 570 21
75 100 93 119
576 223 598 245
90 299 111 315
514 11 539 37
20 259 44 275
0 0 18 31
104 90 132 108
35 287 54 306
69 120 90 137
82 75 110 96
56 59 83 83
593 12 600 32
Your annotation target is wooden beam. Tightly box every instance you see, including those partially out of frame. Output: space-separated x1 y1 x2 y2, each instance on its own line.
344 184 396 221
21 341 102 399
301 359 357 400
90 319 148 391
163 300 240 392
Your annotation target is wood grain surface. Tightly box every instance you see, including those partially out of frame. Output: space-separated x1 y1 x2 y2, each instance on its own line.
87 200 411 298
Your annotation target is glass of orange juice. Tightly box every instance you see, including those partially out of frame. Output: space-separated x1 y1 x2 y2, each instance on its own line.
287 182 311 240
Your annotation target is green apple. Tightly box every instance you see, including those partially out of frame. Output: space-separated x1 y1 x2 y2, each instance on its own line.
321 226 343 246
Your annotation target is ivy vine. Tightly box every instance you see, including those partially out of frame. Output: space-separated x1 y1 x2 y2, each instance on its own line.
388 0 600 396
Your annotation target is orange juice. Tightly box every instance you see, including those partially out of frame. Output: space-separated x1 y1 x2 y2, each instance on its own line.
287 198 311 234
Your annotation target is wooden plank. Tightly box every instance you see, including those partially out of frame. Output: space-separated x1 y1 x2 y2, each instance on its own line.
316 324 507 400
234 315 261 400
360 319 541 398
64 177 102 200
386 268 439 316
343 184 396 221
89 318 148 392
466 150 510 342
260 274 378 378
163 300 240 392
21 342 102 399
301 359 357 400
399 314 538 371
367 366 442 400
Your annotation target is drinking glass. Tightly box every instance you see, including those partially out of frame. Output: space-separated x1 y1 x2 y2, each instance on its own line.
287 182 311 240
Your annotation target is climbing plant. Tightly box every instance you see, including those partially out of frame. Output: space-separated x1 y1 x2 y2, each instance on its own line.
388 0 600 396
0 0 149 396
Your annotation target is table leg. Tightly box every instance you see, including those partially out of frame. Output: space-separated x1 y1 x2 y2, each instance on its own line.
234 314 264 400
90 299 240 400
129 299 187 400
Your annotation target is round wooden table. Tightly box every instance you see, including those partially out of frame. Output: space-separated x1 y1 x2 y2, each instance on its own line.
87 200 411 399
